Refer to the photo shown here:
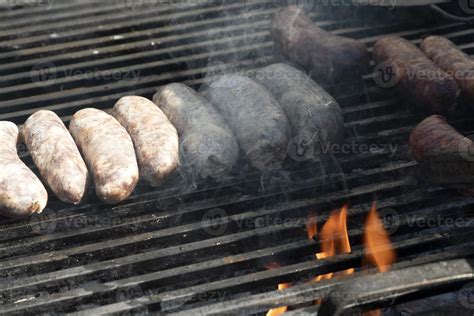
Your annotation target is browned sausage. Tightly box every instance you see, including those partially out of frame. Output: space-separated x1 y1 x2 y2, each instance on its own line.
409 115 474 187
111 96 179 186
420 35 474 109
21 110 90 205
373 36 460 115
0 122 48 218
69 108 139 204
271 5 369 85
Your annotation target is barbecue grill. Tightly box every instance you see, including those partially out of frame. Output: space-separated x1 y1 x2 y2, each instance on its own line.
0 0 473 315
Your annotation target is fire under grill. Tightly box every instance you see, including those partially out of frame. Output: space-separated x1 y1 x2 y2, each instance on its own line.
0 0 473 315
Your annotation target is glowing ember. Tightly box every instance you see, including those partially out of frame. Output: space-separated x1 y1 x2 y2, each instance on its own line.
314 204 354 281
266 282 292 316
363 202 396 272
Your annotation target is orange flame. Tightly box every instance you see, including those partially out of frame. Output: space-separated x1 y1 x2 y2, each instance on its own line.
362 202 397 316
306 210 317 240
265 263 292 316
363 202 396 273
266 282 292 316
314 204 354 281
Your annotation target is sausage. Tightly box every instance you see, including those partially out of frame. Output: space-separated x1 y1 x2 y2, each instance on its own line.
21 110 90 205
252 63 344 161
0 122 48 218
111 96 179 186
69 108 139 203
409 115 474 187
373 36 460 115
204 75 290 170
153 83 239 179
271 5 369 85
420 35 474 109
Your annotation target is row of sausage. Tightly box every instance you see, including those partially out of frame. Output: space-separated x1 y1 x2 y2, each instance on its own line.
0 63 344 218
272 6 473 189
273 6 474 115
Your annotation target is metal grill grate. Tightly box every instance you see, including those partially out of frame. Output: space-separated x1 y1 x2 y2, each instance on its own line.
0 0 473 315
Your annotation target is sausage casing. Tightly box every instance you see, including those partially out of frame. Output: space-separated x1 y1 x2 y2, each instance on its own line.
373 36 460 115
111 96 179 186
204 75 290 170
21 110 90 204
0 122 48 218
153 83 239 179
409 115 474 187
69 108 139 203
421 35 474 109
253 63 344 161
271 6 369 85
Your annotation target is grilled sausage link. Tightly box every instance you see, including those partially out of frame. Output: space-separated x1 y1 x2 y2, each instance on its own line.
0 122 48 218
154 83 239 179
409 115 474 187
271 5 369 85
253 63 344 161
421 35 474 109
373 36 460 115
204 75 290 170
21 110 90 205
111 96 179 186
69 108 139 203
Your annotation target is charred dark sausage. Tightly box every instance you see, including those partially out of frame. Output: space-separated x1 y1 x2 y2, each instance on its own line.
421 35 474 109
373 36 460 115
271 5 369 85
409 115 474 187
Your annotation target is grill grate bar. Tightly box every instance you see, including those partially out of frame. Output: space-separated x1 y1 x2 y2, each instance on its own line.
1 23 473 124
169 256 474 316
70 235 474 315
1 190 471 310
0 0 277 57
0 152 412 246
0 193 436 297
0 174 416 274
3 209 473 313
